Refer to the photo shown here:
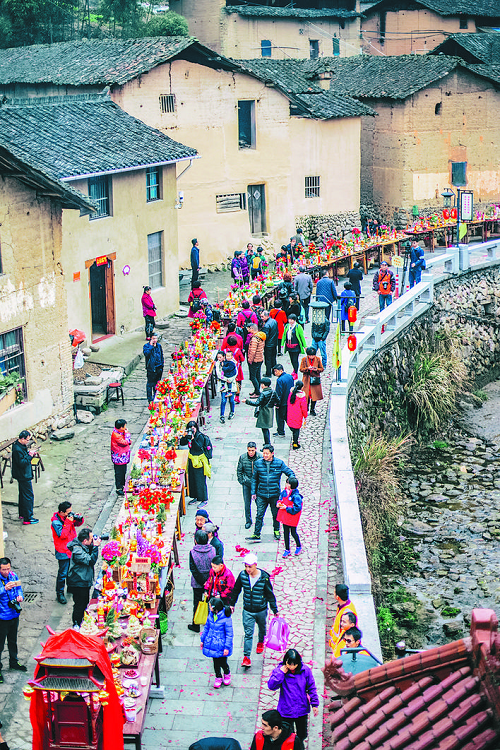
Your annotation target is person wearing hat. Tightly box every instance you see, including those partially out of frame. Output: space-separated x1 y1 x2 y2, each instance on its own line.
230 553 278 668
237 442 262 530
245 378 277 446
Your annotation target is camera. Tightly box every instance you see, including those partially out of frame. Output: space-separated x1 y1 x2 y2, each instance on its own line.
101 533 110 541
72 513 83 523
8 599 22 614
186 428 194 440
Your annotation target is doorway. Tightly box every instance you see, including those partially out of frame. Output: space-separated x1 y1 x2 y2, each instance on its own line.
89 259 115 339
247 184 267 234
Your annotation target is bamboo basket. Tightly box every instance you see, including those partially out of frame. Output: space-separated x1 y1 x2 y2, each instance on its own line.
164 574 175 612
139 625 159 655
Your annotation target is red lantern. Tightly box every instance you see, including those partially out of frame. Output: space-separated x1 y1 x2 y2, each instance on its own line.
450 208 457 219
347 335 357 351
443 208 450 220
348 305 357 323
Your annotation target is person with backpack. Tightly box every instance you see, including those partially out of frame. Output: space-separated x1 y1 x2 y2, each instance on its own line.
188 529 216 633
200 596 234 688
267 650 319 740
409 240 426 288
277 477 303 557
237 301 258 352
281 315 306 378
372 260 395 311
251 710 304 750
251 295 265 328
340 282 357 332
230 553 278 668
251 247 265 280
278 274 294 314
246 377 276 446
143 334 164 403
286 381 308 450
188 281 208 318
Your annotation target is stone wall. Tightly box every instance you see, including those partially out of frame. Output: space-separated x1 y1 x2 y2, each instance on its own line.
296 211 361 243
347 263 500 451
361 201 494 231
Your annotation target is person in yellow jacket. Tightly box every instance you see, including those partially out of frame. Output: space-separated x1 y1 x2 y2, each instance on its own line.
329 611 357 657
331 583 357 641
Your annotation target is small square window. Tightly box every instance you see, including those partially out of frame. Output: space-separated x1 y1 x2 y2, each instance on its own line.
216 193 247 213
0 327 27 402
332 37 340 56
146 167 162 202
88 175 112 219
148 231 163 289
305 176 320 198
459 15 468 29
309 40 319 59
159 94 176 113
261 40 272 57
238 100 256 149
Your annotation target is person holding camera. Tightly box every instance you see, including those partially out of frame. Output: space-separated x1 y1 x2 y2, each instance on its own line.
51 501 84 605
67 528 101 628
0 557 26 684
179 420 213 509
11 429 38 525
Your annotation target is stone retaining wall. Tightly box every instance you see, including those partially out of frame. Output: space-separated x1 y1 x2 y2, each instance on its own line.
296 211 361 242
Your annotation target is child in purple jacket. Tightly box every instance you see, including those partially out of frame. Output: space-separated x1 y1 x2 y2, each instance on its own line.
267 648 319 740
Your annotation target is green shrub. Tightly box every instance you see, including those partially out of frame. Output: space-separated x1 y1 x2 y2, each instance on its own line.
432 440 448 450
441 606 461 618
473 389 488 403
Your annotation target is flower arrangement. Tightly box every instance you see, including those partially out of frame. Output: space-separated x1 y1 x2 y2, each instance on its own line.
102 541 121 564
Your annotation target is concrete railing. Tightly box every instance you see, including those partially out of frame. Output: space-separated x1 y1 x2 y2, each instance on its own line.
328 238 500 663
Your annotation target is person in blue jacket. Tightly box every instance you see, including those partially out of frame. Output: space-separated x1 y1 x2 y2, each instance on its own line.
409 240 425 288
191 238 201 288
0 557 26 683
143 334 164 403
340 282 356 333
201 597 233 689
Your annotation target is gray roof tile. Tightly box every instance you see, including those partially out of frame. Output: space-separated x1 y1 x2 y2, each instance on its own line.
225 5 360 19
430 32 500 63
365 0 500 17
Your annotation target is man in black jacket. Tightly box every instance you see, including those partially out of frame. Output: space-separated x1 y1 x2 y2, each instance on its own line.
11 430 38 525
236 442 262 530
230 553 278 668
143 334 164 403
247 445 294 542
251 711 304 750
67 528 101 628
273 365 294 437
261 310 279 377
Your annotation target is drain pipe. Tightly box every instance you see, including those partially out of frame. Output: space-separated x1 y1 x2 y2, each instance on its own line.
175 159 194 209
177 159 194 182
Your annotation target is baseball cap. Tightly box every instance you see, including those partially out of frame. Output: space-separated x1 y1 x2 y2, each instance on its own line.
243 553 258 566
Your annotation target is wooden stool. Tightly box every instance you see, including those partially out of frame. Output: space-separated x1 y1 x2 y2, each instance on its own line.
106 382 124 406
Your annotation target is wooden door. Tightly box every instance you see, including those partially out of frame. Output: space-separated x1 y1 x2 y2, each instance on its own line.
90 262 107 337
247 184 267 235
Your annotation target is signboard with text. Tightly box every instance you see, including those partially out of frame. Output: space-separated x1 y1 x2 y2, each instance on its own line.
460 191 474 222
96 255 108 266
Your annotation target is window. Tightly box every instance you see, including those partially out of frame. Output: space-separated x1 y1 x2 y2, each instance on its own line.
261 40 272 57
88 175 111 219
0 328 26 401
309 40 319 59
459 15 468 29
332 37 340 56
305 176 320 198
159 94 176 113
216 193 247 213
379 11 386 44
147 231 163 289
435 102 442 115
238 100 256 149
146 167 161 202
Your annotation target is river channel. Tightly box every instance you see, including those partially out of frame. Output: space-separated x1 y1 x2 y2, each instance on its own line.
397 381 500 646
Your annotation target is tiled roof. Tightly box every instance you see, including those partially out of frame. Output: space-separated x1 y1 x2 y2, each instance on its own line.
0 37 238 87
324 609 500 750
0 96 197 180
365 0 500 17
225 5 360 19
466 62 500 83
308 54 467 99
430 32 500 62
235 58 375 118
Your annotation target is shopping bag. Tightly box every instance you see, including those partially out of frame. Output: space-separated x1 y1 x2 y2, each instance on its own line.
193 599 209 625
264 616 290 651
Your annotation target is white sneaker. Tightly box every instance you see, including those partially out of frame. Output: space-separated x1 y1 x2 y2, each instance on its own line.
73 624 80 631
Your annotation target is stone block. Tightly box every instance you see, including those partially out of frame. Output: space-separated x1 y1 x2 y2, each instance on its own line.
51 428 75 441
76 410 94 424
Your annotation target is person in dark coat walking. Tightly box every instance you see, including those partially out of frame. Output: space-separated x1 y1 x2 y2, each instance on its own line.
180 421 213 509
67 528 101 627
246 378 276 446
409 240 425 288
261 310 279 377
191 238 201 288
347 262 363 310
188 529 216 633
247 445 294 542
230 553 278 668
315 270 337 321
273 364 294 437
11 430 38 525
237 442 262 529
143 334 164 403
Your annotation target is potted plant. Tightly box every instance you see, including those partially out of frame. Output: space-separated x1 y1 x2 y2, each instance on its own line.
0 373 24 415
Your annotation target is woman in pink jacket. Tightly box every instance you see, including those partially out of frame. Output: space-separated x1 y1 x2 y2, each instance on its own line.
141 286 156 340
286 381 308 450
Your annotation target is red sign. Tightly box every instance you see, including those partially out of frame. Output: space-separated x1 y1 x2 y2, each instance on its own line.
73 272 80 282
96 255 107 266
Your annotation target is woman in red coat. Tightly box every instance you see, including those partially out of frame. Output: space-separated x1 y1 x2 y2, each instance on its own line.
286 381 308 450
221 334 245 403
277 476 303 557
188 282 208 318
